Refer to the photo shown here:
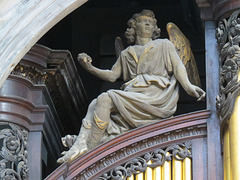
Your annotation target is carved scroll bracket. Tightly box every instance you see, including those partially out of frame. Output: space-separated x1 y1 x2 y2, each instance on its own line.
216 10 240 127
0 122 29 180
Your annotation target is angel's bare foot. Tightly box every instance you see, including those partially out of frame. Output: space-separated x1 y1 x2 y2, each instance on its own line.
57 145 88 164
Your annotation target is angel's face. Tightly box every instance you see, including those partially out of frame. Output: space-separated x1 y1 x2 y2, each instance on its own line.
135 16 155 38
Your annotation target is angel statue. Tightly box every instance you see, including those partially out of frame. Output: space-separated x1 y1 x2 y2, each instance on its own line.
57 9 205 163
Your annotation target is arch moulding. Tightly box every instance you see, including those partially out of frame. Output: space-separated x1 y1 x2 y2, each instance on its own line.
0 0 88 88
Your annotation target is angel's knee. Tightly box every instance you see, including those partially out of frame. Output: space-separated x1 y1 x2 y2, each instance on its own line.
96 93 113 109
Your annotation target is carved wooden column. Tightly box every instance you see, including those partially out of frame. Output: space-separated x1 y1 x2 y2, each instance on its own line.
196 1 223 179
216 10 240 180
196 1 240 180
205 21 223 180
0 75 50 180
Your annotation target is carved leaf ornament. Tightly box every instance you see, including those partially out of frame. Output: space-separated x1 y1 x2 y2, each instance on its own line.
0 123 28 180
98 142 191 180
216 10 240 126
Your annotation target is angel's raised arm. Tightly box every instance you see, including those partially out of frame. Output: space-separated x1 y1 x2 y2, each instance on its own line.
78 53 122 82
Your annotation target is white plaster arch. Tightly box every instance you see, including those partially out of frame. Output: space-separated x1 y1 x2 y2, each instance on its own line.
0 0 88 88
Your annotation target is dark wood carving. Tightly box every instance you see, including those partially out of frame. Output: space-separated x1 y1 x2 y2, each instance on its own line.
98 142 192 180
216 10 240 126
45 110 209 180
11 64 47 84
0 122 28 180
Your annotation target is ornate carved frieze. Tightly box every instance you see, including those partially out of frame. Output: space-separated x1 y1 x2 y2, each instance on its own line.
0 122 28 180
216 10 240 126
75 125 206 180
98 142 191 180
11 63 48 84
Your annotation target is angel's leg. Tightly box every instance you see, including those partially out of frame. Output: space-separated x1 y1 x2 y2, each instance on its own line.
88 93 114 149
57 99 96 163
57 92 114 163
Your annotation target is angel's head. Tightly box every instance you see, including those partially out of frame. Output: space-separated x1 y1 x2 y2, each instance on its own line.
125 9 161 44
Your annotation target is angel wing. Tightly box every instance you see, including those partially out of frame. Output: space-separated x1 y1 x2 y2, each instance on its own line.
167 22 201 87
115 36 125 59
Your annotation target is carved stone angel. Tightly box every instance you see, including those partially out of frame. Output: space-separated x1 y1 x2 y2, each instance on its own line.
57 9 205 163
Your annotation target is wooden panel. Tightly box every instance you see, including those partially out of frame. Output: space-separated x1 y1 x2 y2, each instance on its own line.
28 132 43 180
192 138 207 180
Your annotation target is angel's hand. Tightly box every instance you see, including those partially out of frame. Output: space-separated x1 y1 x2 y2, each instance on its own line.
77 53 93 71
186 84 206 101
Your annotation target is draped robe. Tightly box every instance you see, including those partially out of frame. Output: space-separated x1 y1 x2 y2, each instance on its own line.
99 38 182 142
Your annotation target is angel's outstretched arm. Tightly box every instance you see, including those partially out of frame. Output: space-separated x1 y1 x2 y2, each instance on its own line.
169 43 206 101
78 53 122 82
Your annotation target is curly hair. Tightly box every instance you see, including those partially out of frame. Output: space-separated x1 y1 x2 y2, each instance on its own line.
125 9 161 44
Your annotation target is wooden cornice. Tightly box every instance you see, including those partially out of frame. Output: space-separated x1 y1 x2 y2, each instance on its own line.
14 44 88 134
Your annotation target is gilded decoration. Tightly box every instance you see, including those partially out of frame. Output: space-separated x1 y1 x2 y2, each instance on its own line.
0 123 28 180
11 64 48 84
216 10 240 126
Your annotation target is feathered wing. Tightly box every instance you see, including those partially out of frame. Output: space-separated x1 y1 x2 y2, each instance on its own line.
115 36 125 59
166 22 201 87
